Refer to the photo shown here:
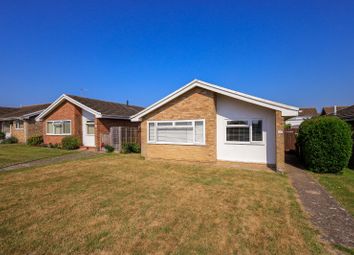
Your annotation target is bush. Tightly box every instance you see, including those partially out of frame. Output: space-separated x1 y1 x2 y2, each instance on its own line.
1 136 18 144
104 144 114 153
0 131 5 140
61 136 80 150
27 135 43 146
121 143 141 154
297 116 352 173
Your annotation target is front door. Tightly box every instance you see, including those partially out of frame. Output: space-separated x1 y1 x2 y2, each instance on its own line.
82 110 95 147
2 121 11 138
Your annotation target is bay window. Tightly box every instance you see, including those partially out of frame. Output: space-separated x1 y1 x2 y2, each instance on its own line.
226 119 263 143
46 120 71 135
148 120 205 145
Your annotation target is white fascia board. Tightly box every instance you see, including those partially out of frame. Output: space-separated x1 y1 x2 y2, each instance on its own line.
35 94 102 121
131 79 299 121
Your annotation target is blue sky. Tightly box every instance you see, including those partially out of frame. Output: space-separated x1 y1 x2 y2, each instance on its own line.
0 0 353 110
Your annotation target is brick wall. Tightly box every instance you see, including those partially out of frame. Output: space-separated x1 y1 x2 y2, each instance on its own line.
141 87 217 162
43 100 82 145
275 110 285 171
11 121 25 143
26 117 43 140
95 118 139 150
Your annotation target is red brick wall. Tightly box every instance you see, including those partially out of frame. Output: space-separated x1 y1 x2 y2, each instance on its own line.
43 100 82 145
95 118 140 150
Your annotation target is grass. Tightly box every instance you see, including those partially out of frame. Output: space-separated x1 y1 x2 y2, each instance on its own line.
311 168 354 217
0 154 329 254
0 144 74 168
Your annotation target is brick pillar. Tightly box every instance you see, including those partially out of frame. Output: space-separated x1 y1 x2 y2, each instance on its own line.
95 118 101 151
275 110 285 172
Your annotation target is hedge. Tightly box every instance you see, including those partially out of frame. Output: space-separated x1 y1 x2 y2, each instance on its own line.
297 116 352 173
61 136 80 150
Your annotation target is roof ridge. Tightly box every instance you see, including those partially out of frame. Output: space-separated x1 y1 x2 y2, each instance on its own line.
66 94 143 109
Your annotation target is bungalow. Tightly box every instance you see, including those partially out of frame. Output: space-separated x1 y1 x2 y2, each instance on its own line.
321 105 349 115
0 104 50 142
36 94 143 150
131 79 298 171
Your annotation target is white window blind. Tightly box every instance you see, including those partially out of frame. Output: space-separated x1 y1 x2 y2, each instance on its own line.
148 120 205 145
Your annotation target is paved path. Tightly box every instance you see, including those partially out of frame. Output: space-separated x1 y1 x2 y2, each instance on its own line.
286 155 354 248
0 151 97 172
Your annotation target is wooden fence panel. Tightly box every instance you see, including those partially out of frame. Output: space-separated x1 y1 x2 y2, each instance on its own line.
284 128 298 152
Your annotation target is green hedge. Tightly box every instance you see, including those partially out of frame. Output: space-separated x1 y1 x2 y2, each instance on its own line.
1 136 18 144
61 136 80 150
297 116 352 173
27 135 43 146
0 131 5 140
121 143 140 154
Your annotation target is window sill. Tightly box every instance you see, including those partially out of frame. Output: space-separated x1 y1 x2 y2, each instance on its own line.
148 142 206 146
224 141 264 146
46 134 72 136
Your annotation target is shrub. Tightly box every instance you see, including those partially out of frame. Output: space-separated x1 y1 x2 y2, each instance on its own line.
61 136 80 150
0 131 5 140
27 135 43 146
1 136 18 144
121 143 141 154
297 116 352 173
104 144 114 153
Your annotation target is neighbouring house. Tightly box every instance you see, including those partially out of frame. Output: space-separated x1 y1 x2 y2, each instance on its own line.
36 94 143 150
0 104 50 142
131 79 298 171
321 105 349 115
335 104 354 168
285 107 318 128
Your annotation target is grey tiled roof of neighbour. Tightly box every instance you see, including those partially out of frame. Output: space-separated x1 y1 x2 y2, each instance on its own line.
67 95 144 118
298 108 318 117
0 107 18 117
0 104 51 120
321 106 349 115
336 104 354 121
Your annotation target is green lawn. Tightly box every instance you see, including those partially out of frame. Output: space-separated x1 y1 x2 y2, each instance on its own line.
0 144 74 168
312 168 354 217
0 154 329 254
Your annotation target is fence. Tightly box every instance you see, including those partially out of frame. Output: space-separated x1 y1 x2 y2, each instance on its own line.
101 126 140 152
284 128 298 152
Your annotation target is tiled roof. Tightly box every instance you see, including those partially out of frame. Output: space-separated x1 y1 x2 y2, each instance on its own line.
67 95 144 118
0 104 50 120
321 106 349 115
0 107 17 117
298 108 318 117
336 105 354 121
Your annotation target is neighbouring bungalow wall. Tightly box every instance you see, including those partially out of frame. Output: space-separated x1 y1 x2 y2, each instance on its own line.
140 87 217 162
43 100 82 145
95 118 140 149
10 121 26 143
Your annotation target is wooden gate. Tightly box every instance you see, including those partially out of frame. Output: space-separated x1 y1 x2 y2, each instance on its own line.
101 126 140 152
284 128 298 152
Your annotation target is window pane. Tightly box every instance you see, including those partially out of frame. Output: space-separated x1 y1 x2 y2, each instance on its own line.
63 121 71 134
86 122 94 135
47 122 53 134
252 120 262 141
175 121 192 126
227 120 248 125
148 123 155 141
195 121 204 144
53 122 63 134
226 127 250 142
157 127 193 143
157 122 173 127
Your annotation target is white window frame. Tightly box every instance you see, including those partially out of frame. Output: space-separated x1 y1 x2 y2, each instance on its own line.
147 119 206 145
224 118 264 145
15 120 24 130
46 120 72 135
85 121 95 136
